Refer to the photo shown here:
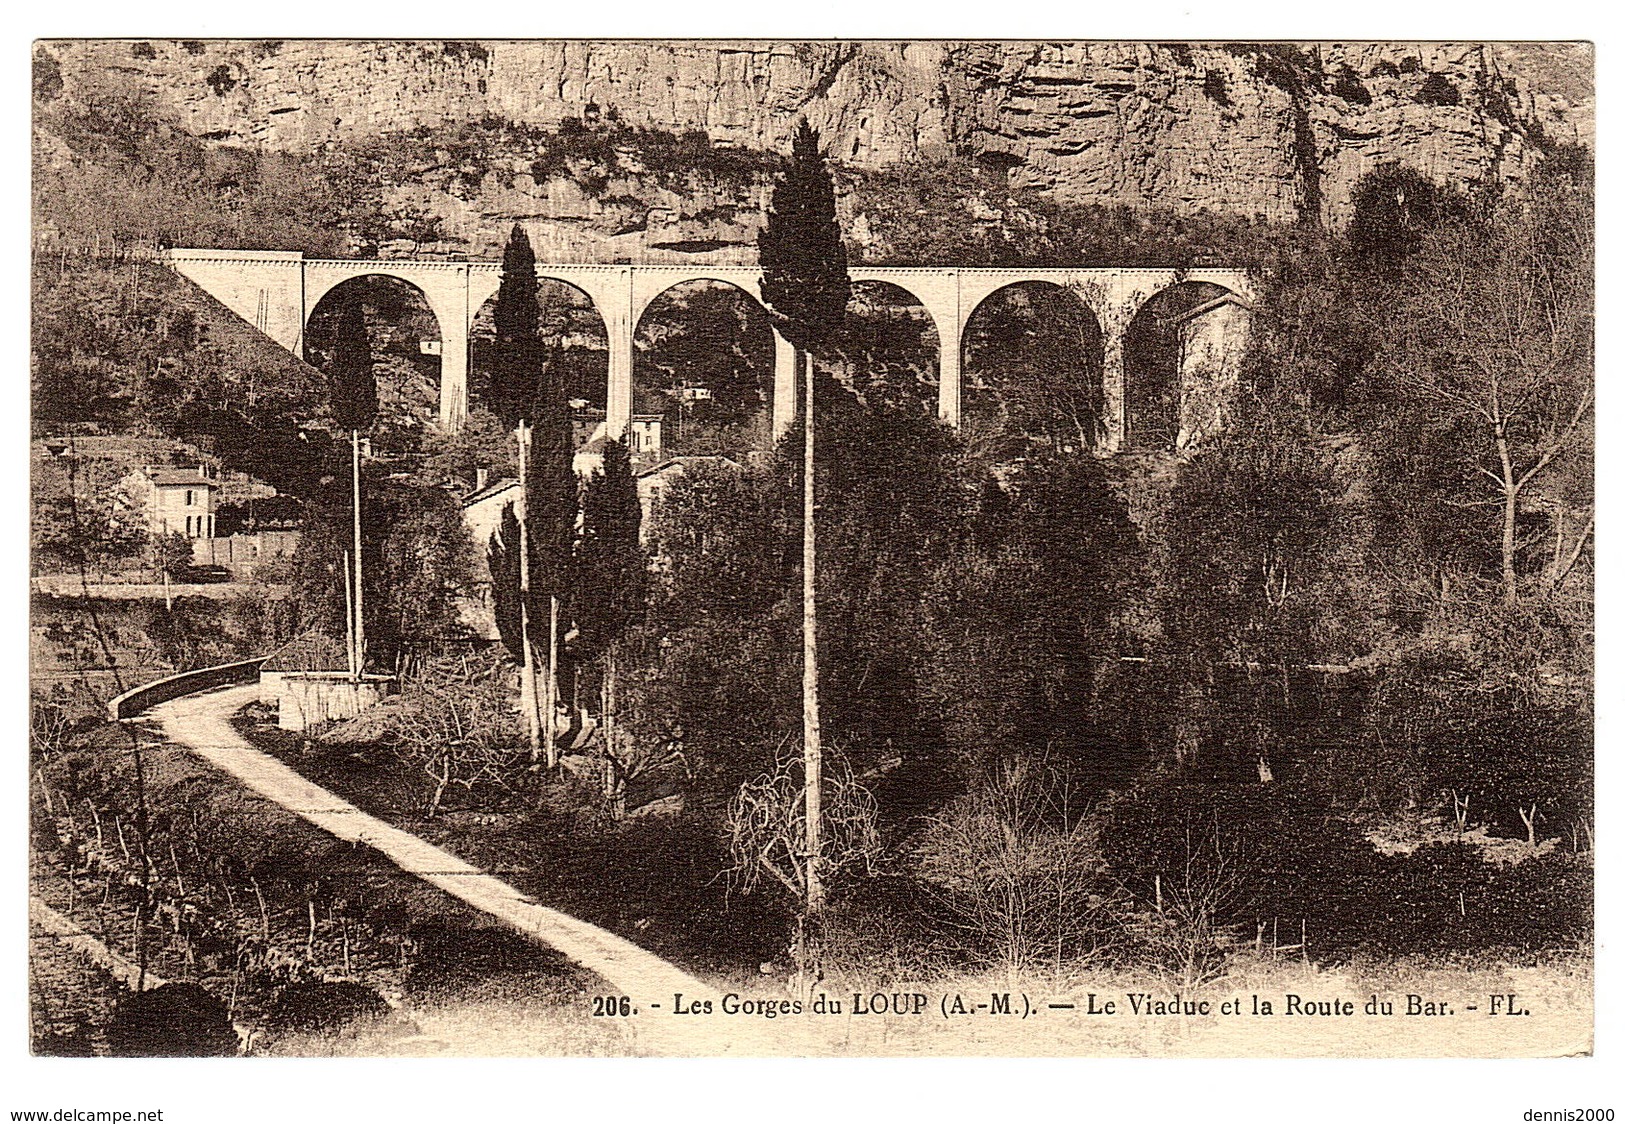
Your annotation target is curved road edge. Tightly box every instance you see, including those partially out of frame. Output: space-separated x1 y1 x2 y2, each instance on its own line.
141 683 772 1055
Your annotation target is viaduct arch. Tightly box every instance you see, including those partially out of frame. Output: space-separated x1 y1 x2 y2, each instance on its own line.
162 249 1255 453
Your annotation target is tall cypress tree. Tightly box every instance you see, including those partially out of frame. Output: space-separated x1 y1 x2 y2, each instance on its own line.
578 438 646 813
330 291 378 431
758 121 851 356
757 121 851 913
529 357 579 769
490 225 545 755
490 225 541 430
577 438 644 662
528 363 579 617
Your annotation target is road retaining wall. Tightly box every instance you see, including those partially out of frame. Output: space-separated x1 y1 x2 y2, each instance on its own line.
107 657 268 720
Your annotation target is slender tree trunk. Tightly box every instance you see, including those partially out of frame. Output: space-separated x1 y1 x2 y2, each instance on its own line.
546 595 560 769
1549 506 1568 580
1495 423 1519 605
515 424 541 757
352 429 366 678
1500 488 1519 606
342 549 357 679
802 348 824 912
131 733 152 990
1549 511 1594 593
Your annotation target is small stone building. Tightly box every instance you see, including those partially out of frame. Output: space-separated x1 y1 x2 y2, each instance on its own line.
122 464 221 539
571 408 664 472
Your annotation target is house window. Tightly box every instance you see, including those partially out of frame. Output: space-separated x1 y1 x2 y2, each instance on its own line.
185 515 194 536
186 489 196 506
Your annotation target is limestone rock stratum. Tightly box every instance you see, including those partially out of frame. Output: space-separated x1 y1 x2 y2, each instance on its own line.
38 40 1589 238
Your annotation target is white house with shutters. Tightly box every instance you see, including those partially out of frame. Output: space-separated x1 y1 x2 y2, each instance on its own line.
121 464 221 539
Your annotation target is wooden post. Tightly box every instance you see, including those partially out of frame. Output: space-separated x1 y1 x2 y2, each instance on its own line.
802 348 824 912
342 550 357 680
545 595 560 770
351 428 366 679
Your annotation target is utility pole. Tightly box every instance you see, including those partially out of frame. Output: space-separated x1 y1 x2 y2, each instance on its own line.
801 348 823 910
351 427 365 679
343 550 356 679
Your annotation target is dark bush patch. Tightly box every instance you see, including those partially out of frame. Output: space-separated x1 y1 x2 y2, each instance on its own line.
438 41 490 65
1228 43 1319 94
1347 163 1467 265
266 981 390 1034
109 983 237 1057
32 50 63 102
514 811 795 974
205 65 238 97
821 875 959 977
1332 66 1372 105
1416 72 1462 106
1160 44 1195 69
1098 779 1592 960
35 1028 99 1056
1203 70 1231 107
404 922 571 997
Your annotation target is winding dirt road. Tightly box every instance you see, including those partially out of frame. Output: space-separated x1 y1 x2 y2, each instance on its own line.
142 683 750 1054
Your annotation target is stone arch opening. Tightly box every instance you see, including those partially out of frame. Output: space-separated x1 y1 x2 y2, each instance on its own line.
962 281 1105 460
469 276 609 426
632 279 775 463
1123 280 1234 452
833 280 941 418
304 274 441 453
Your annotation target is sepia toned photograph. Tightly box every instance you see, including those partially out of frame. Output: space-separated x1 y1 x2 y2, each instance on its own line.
27 37 1594 1064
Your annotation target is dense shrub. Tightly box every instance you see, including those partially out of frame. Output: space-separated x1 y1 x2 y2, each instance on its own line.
1098 778 1591 961
1346 164 1468 265
1416 72 1462 106
816 875 954 980
404 922 573 997
512 810 796 973
1366 655 1592 842
109 983 237 1057
1332 66 1372 105
265 981 391 1034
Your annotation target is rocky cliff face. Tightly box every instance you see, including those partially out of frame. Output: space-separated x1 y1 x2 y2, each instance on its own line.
37 39 1589 250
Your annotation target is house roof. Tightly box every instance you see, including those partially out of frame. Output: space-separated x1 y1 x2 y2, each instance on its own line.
148 469 220 489
461 476 519 509
572 409 663 423
635 455 742 479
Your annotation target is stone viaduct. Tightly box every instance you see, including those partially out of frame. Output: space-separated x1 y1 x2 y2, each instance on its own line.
162 249 1254 452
